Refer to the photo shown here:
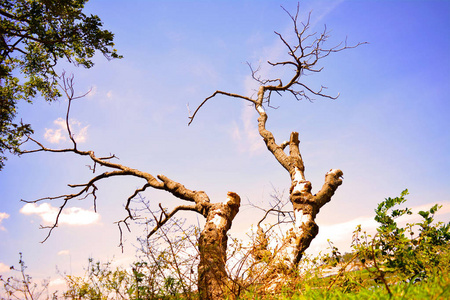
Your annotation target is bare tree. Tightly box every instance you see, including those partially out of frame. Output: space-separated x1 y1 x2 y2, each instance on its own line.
20 5 364 299
189 4 365 290
21 74 240 300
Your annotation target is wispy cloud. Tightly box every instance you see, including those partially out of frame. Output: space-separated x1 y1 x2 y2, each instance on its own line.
69 119 89 143
297 0 346 29
231 103 264 154
255 201 450 256
190 60 219 83
0 212 9 231
230 22 295 155
44 118 89 144
20 203 100 226
44 118 67 144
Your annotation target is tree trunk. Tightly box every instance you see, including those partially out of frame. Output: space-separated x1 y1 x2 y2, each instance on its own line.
198 192 240 300
255 104 343 288
274 168 343 268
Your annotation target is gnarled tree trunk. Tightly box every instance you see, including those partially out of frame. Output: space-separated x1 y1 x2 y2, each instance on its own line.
198 192 240 299
253 90 343 288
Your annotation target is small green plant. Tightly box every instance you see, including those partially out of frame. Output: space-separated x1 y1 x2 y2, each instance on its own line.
355 190 449 282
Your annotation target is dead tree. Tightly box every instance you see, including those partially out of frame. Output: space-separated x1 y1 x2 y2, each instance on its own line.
20 5 364 299
189 4 364 287
20 73 240 300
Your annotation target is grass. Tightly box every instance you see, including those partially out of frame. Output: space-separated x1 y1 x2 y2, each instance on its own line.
292 271 450 300
236 262 450 300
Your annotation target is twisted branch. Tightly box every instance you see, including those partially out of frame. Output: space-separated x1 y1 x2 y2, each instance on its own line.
20 75 212 243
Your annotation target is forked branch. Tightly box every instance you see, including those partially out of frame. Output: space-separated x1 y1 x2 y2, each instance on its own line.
188 4 366 125
20 76 212 243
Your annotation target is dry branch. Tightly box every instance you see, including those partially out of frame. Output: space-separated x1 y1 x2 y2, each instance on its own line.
19 74 215 244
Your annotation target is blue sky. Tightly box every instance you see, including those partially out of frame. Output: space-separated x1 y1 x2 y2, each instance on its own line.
1 0 449 293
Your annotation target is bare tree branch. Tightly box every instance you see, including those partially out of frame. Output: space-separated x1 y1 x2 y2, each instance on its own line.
19 76 214 242
125 183 151 218
115 216 131 252
188 4 365 125
147 204 201 238
188 91 256 125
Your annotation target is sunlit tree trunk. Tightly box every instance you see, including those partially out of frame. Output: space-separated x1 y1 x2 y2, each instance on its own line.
254 96 343 287
198 192 240 299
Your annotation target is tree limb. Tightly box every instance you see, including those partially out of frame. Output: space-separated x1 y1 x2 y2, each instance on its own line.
20 76 213 242
188 90 256 125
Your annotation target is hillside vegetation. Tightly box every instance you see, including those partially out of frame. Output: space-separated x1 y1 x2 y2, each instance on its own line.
2 190 449 299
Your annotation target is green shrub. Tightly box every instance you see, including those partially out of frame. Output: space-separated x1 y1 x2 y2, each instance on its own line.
236 190 450 299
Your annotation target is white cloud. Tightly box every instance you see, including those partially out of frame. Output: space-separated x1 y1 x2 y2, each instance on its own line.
230 77 265 154
231 121 242 141
307 0 346 28
68 119 89 143
190 60 219 83
57 250 70 256
255 202 450 257
0 212 9 231
243 104 264 153
20 203 100 226
106 91 113 98
54 117 67 129
309 216 378 254
0 262 10 273
44 128 65 144
44 118 89 144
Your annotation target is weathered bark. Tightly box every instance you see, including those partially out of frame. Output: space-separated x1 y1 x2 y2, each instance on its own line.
255 92 343 275
144 181 241 299
274 168 343 268
198 192 241 300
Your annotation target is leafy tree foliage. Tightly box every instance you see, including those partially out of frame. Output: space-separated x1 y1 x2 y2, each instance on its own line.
0 0 121 169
